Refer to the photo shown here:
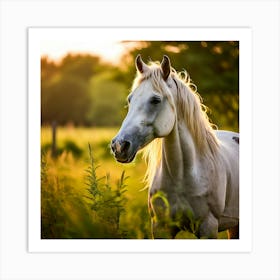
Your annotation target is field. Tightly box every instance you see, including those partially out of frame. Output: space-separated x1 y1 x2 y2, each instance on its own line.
41 126 227 239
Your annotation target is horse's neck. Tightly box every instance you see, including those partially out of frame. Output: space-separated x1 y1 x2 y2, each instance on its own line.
158 120 199 194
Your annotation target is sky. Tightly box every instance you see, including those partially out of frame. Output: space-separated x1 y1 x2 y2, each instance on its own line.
41 40 131 64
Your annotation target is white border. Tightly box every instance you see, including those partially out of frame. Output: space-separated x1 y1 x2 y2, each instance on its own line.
1 1 279 279
28 27 252 253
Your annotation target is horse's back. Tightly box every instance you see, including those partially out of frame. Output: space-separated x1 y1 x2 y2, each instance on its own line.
215 130 239 229
216 130 239 147
216 130 239 163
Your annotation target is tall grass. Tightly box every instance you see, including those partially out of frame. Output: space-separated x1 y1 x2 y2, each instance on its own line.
41 144 130 238
41 126 227 239
85 144 128 237
41 152 97 238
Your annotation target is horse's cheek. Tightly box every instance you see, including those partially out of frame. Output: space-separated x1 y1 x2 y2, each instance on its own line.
154 105 175 137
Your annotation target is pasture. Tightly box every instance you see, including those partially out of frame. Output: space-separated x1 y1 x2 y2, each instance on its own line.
41 125 227 239
40 41 238 239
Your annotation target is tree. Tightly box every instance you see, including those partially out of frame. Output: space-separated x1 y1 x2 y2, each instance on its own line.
41 54 127 126
59 53 102 81
87 72 127 126
41 74 91 125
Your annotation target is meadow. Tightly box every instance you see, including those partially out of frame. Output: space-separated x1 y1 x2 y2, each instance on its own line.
41 125 154 238
40 42 238 239
41 125 227 239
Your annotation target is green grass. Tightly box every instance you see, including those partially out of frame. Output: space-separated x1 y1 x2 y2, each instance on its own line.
41 126 151 239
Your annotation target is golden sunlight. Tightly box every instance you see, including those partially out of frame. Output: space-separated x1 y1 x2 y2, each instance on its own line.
41 40 128 64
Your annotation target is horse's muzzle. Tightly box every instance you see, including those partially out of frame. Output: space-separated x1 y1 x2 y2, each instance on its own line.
111 138 136 163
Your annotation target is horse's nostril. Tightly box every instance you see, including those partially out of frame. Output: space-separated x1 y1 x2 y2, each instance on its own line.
122 140 130 153
112 139 131 154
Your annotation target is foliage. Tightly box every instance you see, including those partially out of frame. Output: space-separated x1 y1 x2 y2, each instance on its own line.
41 139 83 158
41 54 129 127
41 143 129 238
41 154 99 238
85 144 128 237
41 74 91 125
41 41 239 131
41 127 150 239
59 54 102 81
41 126 228 239
86 72 127 126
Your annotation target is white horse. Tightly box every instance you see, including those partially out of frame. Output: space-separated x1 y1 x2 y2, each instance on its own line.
111 55 239 239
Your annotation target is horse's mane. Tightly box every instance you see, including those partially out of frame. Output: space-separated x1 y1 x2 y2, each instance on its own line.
131 61 220 189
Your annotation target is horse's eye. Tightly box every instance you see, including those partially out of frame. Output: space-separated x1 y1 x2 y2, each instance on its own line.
150 96 161 105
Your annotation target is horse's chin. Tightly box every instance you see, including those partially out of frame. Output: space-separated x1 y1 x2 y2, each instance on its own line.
115 150 137 164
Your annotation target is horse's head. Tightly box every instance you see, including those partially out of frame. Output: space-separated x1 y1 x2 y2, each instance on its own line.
111 55 177 163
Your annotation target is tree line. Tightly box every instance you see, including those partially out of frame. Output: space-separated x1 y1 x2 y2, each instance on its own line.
41 41 239 131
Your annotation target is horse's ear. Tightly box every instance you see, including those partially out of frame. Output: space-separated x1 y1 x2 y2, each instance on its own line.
135 54 148 74
161 55 171 81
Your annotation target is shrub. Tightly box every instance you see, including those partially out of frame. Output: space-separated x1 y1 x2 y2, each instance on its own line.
85 144 128 238
41 144 129 238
